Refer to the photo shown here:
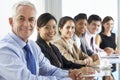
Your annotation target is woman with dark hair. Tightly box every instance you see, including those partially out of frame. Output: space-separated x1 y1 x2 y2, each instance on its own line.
73 13 99 64
95 16 120 80
53 16 95 66
36 13 95 80
96 16 120 55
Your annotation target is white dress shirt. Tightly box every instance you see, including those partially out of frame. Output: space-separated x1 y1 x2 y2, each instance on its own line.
84 29 107 57
72 34 81 49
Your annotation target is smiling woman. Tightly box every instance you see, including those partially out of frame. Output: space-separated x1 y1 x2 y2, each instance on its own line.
0 0 118 40
0 0 119 79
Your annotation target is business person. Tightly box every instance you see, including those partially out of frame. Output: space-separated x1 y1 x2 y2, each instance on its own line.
0 1 84 80
84 14 113 80
83 14 107 57
36 13 85 69
95 16 120 55
36 13 95 80
72 13 99 65
53 16 94 66
95 16 119 80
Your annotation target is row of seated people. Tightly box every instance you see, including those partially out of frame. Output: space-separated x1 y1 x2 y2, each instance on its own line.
0 1 119 79
36 13 120 80
0 1 95 80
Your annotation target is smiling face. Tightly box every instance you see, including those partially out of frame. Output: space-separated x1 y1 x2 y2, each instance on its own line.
75 19 87 35
9 5 36 42
37 19 57 42
59 20 75 40
103 20 114 32
87 20 101 34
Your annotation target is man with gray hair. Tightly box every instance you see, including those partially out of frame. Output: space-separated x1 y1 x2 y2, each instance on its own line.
0 1 88 80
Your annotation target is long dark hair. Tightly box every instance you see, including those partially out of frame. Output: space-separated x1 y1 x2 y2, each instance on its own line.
101 16 114 33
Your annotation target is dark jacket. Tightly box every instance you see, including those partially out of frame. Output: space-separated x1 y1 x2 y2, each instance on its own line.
36 36 85 70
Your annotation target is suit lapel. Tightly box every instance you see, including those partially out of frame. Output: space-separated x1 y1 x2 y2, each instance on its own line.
61 37 78 60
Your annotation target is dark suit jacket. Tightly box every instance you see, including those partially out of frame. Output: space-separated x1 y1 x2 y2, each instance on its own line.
36 36 84 70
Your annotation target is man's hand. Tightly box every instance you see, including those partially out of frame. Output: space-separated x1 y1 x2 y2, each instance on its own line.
68 69 84 80
68 67 95 80
79 67 95 80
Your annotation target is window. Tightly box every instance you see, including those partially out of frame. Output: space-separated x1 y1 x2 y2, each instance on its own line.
62 0 118 34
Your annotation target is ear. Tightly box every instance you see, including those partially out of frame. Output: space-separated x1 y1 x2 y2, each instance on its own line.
9 17 13 27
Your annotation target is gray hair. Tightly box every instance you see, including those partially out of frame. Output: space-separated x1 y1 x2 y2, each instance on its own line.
11 0 37 17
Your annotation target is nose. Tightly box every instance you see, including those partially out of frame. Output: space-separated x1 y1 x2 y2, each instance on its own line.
24 20 30 27
49 27 55 32
68 28 71 33
81 26 85 29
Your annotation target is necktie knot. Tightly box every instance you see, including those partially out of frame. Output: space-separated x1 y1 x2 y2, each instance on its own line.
24 44 30 51
24 44 36 75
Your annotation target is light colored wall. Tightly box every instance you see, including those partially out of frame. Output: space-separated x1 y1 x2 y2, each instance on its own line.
0 0 45 41
62 0 118 34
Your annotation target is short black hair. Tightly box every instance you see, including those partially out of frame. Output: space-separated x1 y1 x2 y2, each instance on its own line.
87 14 101 24
74 13 87 21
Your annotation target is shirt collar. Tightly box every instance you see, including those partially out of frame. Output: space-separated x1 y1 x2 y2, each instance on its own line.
86 29 95 37
8 31 27 48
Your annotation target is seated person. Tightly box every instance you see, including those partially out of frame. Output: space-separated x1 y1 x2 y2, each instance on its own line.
73 13 99 65
95 16 120 55
95 16 119 80
53 16 95 66
0 1 89 80
36 13 95 80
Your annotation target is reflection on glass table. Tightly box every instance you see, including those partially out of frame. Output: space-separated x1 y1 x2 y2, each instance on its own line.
83 59 112 77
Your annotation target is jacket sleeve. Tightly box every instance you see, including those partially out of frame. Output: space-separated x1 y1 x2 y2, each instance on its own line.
61 55 85 69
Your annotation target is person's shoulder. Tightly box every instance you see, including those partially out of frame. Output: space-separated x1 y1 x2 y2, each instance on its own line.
96 33 101 37
51 43 59 51
111 33 116 38
0 38 21 54
0 40 10 48
28 40 38 47
0 34 16 47
111 32 115 35
28 40 43 53
53 36 67 48
53 37 62 43
72 34 76 41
